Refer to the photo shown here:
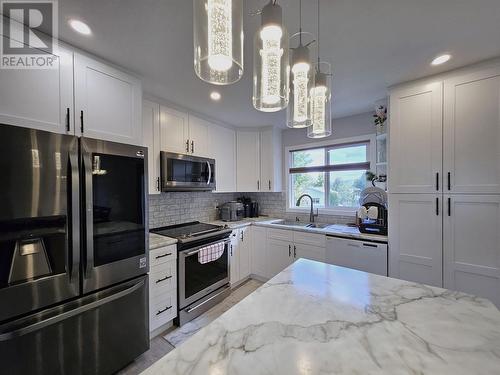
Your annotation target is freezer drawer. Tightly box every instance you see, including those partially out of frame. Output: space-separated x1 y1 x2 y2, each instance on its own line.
0 275 149 375
326 236 388 276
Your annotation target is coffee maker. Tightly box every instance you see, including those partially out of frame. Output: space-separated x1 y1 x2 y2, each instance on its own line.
357 187 388 235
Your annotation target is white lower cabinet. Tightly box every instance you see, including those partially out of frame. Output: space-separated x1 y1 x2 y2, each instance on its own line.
388 194 443 287
444 195 500 307
251 227 268 278
229 227 252 286
149 245 177 332
267 239 293 277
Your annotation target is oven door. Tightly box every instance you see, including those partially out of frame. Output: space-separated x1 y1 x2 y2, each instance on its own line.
81 138 148 294
178 238 229 308
160 152 215 191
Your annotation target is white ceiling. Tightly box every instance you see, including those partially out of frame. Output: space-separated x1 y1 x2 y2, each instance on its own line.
59 0 500 128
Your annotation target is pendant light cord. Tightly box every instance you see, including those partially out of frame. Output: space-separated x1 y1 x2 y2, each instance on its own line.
299 0 302 44
317 0 320 65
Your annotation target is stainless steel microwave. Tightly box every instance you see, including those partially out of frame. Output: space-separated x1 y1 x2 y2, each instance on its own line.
160 152 216 191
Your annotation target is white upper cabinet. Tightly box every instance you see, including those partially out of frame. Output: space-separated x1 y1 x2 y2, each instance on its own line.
159 106 189 154
188 115 210 157
388 82 443 193
388 194 443 287
444 67 500 194
0 40 74 134
208 124 236 192
443 195 500 307
237 131 261 192
74 53 142 145
142 100 161 195
260 128 282 192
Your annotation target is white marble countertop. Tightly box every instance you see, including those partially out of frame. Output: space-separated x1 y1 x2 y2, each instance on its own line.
149 232 177 250
208 217 282 229
142 259 500 375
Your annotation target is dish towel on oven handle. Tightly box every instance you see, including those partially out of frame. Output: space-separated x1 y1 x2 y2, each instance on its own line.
198 242 225 264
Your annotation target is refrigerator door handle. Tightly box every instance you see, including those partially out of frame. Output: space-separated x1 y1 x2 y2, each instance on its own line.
0 278 145 342
67 149 80 283
82 150 94 278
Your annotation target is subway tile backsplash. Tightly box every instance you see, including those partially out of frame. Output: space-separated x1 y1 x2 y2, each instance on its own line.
148 191 355 228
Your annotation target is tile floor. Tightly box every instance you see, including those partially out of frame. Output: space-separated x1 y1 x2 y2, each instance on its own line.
117 279 263 374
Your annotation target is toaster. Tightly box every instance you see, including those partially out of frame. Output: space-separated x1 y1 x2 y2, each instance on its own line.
219 201 245 222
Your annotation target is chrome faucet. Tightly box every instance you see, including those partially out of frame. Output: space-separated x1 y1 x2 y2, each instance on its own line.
296 194 319 223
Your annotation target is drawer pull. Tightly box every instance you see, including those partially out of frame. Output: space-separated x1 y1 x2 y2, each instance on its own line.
155 252 172 259
362 243 377 248
156 305 172 315
156 275 172 284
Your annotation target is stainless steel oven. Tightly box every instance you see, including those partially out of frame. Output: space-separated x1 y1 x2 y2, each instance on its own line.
160 151 215 191
177 237 231 325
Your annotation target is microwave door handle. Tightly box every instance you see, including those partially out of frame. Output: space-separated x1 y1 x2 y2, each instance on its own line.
207 161 211 185
67 149 80 284
82 151 94 279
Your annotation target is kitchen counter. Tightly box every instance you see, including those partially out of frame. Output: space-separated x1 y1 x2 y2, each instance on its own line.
149 232 177 250
142 258 500 375
208 217 281 229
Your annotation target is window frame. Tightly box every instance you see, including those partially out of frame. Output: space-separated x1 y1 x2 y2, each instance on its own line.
285 135 376 216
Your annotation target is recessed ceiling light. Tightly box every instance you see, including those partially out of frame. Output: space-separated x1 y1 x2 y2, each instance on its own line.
210 91 221 101
431 54 451 66
69 19 92 35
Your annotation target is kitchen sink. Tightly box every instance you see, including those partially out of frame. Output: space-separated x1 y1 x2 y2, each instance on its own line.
271 221 331 229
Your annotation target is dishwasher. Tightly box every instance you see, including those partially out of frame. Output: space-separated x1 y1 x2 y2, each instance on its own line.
326 236 388 276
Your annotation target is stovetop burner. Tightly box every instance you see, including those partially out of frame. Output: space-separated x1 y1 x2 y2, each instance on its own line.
151 221 230 242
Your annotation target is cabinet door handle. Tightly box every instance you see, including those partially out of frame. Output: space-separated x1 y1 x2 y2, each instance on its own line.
230 244 233 256
436 172 439 191
257 180 260 190
435 197 439 216
448 197 451 217
66 108 70 132
156 275 172 284
288 244 291 257
186 139 190 153
156 305 172 316
447 172 451 191
240 231 244 241
268 180 271 190
293 245 296 258
80 110 84 133
155 252 172 259
156 177 160 192
191 140 194 154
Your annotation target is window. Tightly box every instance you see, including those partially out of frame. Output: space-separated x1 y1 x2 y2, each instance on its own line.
288 141 371 212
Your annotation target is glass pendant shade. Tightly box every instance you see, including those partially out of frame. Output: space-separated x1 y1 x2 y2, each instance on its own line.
308 62 332 138
193 0 244 85
286 42 314 128
253 1 289 112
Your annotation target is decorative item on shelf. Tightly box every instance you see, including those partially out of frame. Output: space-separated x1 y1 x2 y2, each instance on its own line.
286 0 315 128
373 105 387 135
253 0 290 112
193 0 244 85
307 0 332 139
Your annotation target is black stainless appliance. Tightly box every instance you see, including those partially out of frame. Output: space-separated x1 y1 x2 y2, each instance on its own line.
219 201 245 222
160 151 215 191
151 222 231 326
357 187 388 236
0 125 149 375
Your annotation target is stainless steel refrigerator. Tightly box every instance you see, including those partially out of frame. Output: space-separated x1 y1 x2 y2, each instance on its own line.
0 124 149 375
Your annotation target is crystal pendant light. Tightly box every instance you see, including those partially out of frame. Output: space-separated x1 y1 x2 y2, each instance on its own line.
287 0 314 128
308 0 332 138
193 0 244 85
253 0 289 112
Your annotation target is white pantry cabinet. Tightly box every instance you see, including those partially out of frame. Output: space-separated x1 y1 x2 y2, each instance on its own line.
443 67 500 194
388 194 443 287
142 100 161 195
443 195 500 306
208 124 237 192
236 131 261 192
0 39 74 134
74 53 142 145
388 82 443 194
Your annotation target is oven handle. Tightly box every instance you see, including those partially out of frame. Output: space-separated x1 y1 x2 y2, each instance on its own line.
184 238 230 257
185 285 230 313
207 161 211 185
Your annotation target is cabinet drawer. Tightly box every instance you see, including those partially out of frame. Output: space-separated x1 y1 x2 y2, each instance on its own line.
149 260 176 296
267 228 293 241
150 289 177 331
150 245 177 267
293 231 326 247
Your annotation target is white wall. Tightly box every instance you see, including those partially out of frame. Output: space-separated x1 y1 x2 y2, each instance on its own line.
282 111 376 148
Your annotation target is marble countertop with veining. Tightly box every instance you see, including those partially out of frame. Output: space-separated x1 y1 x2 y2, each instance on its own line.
142 259 500 375
208 216 282 229
149 232 177 250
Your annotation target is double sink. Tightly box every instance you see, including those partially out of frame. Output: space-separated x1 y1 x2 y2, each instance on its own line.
271 221 333 229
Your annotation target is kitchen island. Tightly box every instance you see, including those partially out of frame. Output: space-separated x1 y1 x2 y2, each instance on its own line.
142 259 500 374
